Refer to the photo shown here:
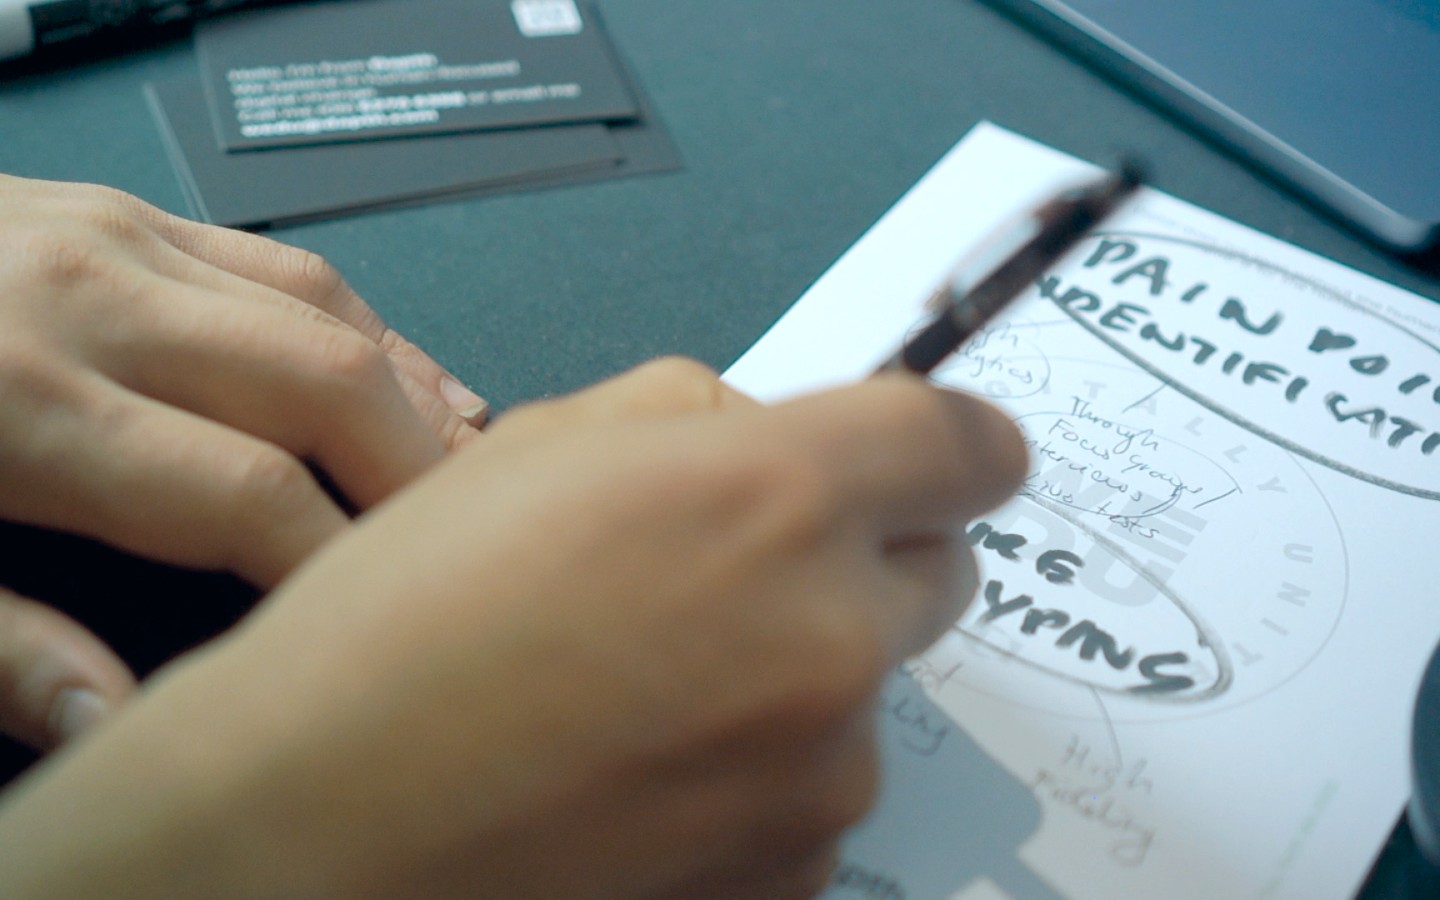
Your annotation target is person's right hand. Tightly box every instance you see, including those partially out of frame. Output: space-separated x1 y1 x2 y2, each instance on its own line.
0 358 1027 899
0 175 488 751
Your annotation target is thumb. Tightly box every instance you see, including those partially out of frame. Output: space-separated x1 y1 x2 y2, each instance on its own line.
0 588 136 752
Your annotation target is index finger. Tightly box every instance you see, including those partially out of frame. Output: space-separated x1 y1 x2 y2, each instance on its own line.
746 376 1024 660
773 374 1027 534
488 356 758 444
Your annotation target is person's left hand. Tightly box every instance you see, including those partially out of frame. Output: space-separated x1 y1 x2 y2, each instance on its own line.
0 175 489 751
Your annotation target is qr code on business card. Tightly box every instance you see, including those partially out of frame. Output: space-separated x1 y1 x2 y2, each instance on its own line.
511 0 584 37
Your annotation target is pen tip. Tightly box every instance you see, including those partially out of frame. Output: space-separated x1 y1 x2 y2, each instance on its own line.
1116 157 1147 189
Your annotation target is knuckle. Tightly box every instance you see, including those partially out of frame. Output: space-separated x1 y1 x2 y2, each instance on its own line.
756 847 844 900
634 355 720 386
0 343 72 412
951 542 983 617
868 376 953 436
283 246 349 305
70 189 149 241
224 444 319 522
14 228 110 287
627 356 727 412
436 408 481 450
312 329 394 394
875 378 1029 502
794 616 888 715
0 587 28 640
736 445 837 548
988 409 1031 493
69 180 141 210
0 588 73 672
818 769 879 836
825 611 890 684
952 397 1029 505
43 187 153 249
373 324 407 357
754 616 884 740
788 851 844 900
9 196 153 290
485 399 552 437
791 748 881 848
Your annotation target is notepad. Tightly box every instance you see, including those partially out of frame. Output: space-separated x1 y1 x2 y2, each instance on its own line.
726 122 1440 899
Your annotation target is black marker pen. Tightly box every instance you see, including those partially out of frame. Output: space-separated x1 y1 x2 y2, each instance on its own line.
0 0 275 61
874 162 1143 377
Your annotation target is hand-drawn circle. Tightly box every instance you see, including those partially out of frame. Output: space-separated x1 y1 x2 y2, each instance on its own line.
1050 232 1440 501
914 316 1053 400
1013 408 1241 523
922 357 1348 724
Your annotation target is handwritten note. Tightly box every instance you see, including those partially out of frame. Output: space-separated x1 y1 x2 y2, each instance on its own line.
725 123 1440 899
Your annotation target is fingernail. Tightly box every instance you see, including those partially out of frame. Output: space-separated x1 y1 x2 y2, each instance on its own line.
49 687 110 743
440 376 489 424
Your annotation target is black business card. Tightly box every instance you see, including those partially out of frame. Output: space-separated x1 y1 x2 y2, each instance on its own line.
148 77 623 228
196 0 641 151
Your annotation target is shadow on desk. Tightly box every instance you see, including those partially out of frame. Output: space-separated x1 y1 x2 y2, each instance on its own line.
0 520 259 786
1360 815 1440 899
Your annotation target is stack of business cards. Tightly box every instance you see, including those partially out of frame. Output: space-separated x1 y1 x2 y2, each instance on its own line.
147 0 679 229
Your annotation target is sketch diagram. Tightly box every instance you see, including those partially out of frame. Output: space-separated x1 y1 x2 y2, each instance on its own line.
726 124 1440 900
917 228 1373 720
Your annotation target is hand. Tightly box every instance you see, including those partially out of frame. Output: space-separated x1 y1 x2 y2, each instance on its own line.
0 359 1026 899
0 175 487 750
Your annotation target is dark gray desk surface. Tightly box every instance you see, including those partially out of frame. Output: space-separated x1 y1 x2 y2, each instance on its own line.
1 0 1438 895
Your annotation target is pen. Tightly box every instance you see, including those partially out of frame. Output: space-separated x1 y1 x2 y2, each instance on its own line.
0 0 275 62
874 162 1143 377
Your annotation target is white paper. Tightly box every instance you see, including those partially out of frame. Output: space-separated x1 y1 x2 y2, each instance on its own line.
725 123 1440 900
